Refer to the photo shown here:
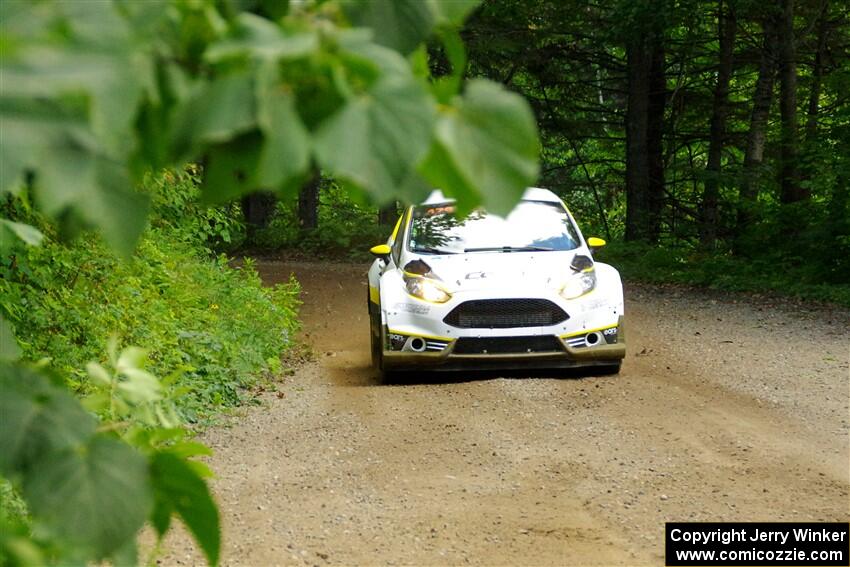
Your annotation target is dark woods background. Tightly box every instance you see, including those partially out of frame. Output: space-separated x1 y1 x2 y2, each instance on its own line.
460 0 850 291
249 0 849 301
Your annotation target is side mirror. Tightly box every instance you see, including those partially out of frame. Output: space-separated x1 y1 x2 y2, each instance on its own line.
370 244 391 260
587 237 606 250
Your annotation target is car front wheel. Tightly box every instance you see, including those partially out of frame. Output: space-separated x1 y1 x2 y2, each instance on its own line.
368 305 383 370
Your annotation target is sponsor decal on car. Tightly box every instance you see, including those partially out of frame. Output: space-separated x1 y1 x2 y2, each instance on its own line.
393 302 431 315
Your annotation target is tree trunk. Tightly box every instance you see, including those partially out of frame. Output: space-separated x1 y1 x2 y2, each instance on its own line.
778 0 804 203
647 30 666 243
241 192 277 231
298 174 320 231
805 0 829 143
700 0 737 249
739 15 778 228
378 203 398 226
625 34 651 242
625 27 665 243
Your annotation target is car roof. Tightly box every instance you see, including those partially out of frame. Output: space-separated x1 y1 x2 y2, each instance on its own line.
422 187 560 205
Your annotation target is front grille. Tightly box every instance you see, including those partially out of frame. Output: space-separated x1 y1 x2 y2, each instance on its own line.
443 298 568 329
453 335 564 355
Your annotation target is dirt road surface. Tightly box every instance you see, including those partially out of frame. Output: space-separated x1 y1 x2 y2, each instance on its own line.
160 261 849 566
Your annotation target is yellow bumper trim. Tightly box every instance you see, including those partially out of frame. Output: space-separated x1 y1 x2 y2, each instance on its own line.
560 323 619 339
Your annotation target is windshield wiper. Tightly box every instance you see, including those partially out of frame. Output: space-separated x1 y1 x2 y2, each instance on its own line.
464 246 554 253
413 246 459 255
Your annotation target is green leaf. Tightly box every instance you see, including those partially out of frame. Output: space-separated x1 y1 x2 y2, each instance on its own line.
0 219 44 246
151 451 220 566
205 13 316 62
313 46 435 204
342 0 480 55
117 368 163 404
255 61 311 190
116 346 148 373
420 79 539 215
0 4 144 158
0 96 149 255
39 143 149 256
426 0 481 26
85 361 112 387
0 316 22 362
0 363 97 475
150 495 172 539
110 538 138 567
171 71 257 160
430 27 467 103
258 0 290 21
201 131 263 204
23 435 152 559
342 0 435 55
0 1 149 254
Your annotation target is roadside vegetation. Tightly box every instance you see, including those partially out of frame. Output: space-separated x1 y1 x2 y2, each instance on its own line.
1 168 300 563
3 167 300 422
249 180 391 262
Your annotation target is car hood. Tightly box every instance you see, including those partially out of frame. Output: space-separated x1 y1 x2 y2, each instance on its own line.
410 250 587 293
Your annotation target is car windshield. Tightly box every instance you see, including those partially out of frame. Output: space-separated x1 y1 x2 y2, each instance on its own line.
407 200 581 255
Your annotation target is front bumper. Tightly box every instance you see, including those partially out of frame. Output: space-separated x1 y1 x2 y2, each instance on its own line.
382 317 626 371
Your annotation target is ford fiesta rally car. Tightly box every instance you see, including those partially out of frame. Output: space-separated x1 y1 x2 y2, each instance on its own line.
367 188 625 375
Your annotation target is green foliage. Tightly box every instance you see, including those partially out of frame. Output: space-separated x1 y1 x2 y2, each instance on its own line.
252 181 392 259
0 1 547 563
601 241 850 307
343 0 480 55
1 172 299 422
150 452 220 566
0 0 538 253
421 79 540 215
146 166 246 253
0 0 150 255
0 169 297 564
0 353 221 566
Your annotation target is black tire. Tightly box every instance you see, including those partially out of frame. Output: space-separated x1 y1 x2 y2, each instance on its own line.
368 291 399 383
369 310 383 371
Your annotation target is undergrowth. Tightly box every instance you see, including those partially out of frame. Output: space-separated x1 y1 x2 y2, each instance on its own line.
250 182 392 261
600 241 850 307
1 167 301 423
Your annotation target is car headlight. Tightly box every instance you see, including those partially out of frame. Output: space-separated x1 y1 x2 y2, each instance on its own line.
560 270 596 299
405 276 451 303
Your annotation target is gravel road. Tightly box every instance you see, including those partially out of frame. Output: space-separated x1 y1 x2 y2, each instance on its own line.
160 260 849 566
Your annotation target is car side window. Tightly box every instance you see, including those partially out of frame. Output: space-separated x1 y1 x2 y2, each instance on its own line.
391 208 409 266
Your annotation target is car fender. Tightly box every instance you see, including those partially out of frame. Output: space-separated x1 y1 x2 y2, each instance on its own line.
377 269 408 320
593 262 624 313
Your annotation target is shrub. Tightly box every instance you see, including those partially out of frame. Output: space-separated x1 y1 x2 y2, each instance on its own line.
251 180 393 260
1 170 300 422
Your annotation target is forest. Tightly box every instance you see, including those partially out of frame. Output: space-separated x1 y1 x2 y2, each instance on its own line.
1 0 848 565
264 0 849 301
461 0 850 300
243 0 850 302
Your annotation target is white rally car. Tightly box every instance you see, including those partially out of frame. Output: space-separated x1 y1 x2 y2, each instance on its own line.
367 188 625 376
